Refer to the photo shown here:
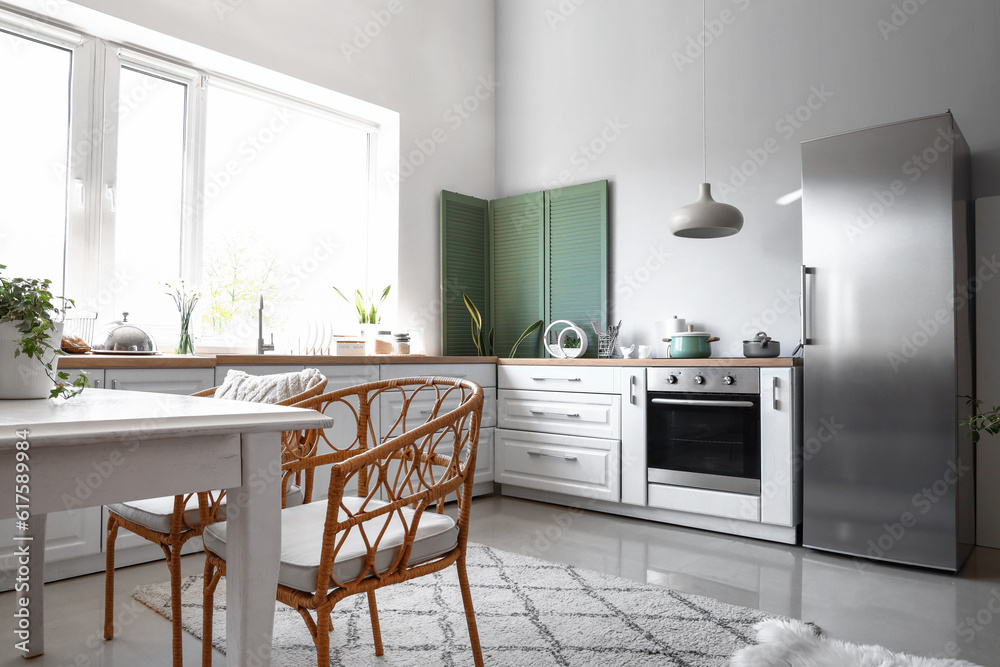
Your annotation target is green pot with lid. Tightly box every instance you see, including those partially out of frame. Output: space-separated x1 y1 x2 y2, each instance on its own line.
662 330 720 359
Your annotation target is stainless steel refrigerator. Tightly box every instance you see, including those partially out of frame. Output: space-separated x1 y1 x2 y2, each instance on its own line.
800 113 975 571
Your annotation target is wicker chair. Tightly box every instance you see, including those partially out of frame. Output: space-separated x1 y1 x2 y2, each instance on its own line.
102 376 327 667
200 377 486 667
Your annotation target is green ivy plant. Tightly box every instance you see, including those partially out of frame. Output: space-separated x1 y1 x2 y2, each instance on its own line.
463 293 542 358
334 284 391 324
0 264 88 399
959 395 1000 444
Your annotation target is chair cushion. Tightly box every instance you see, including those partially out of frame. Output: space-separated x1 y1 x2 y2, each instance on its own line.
202 496 459 592
107 484 305 534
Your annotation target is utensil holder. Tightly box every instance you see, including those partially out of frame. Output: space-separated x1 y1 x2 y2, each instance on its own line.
598 332 618 358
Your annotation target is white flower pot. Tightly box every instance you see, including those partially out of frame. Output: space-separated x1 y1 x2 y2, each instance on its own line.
0 320 63 399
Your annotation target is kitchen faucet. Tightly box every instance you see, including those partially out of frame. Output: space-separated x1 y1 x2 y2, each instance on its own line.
257 295 274 355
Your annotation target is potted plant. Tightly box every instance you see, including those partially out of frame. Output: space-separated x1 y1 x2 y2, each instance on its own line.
334 284 391 353
463 293 542 358
960 396 1000 443
0 264 87 399
334 284 391 325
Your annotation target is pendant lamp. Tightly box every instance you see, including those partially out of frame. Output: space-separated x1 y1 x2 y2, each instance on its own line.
668 0 744 238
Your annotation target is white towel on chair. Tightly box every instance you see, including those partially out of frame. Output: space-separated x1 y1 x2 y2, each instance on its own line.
214 368 325 404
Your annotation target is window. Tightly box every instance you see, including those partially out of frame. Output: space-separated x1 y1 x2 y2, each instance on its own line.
0 29 73 289
199 83 373 350
110 66 189 335
0 7 397 351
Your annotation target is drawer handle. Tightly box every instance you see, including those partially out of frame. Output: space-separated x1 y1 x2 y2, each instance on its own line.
530 377 582 382
529 410 581 418
527 450 578 461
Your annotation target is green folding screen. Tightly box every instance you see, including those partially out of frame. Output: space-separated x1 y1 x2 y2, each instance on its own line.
440 180 607 358
440 191 489 356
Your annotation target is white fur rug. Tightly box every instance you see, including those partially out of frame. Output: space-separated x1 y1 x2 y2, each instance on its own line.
731 619 984 667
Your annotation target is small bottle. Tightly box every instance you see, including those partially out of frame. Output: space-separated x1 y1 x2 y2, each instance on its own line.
393 332 411 355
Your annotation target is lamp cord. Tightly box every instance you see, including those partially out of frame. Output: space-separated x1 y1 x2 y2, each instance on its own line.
703 0 707 184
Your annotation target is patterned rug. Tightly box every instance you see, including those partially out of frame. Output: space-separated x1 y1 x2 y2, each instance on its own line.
132 543 774 666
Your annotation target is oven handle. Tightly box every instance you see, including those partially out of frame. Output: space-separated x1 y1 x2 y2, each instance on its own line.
650 398 756 408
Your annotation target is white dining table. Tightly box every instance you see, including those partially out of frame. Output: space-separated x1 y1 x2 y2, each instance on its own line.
0 388 332 664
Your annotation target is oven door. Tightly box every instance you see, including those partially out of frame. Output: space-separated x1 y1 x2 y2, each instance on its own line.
646 392 761 495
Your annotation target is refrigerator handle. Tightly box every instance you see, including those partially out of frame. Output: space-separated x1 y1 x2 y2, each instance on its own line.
797 265 815 353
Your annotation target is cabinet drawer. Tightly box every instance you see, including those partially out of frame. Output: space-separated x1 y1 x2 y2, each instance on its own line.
647 484 760 522
498 389 620 439
380 387 496 436
66 368 105 389
106 368 214 395
499 365 618 393
495 429 620 501
380 363 496 388
313 363 380 388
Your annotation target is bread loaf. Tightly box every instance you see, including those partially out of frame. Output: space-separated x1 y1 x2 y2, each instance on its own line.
61 335 91 354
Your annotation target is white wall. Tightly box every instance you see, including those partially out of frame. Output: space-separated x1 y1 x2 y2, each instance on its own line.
496 0 1000 355
69 0 496 354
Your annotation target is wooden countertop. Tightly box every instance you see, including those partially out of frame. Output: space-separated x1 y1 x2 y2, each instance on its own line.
498 357 802 367
58 354 497 369
59 353 798 369
215 355 495 366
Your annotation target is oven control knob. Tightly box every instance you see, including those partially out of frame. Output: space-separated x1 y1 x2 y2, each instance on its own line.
723 375 735 385
694 375 705 385
666 375 678 384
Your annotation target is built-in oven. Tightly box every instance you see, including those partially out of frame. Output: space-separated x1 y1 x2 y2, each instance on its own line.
646 367 761 495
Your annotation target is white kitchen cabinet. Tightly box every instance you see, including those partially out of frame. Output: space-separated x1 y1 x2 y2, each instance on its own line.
379 362 496 496
496 428 620 501
0 360 499 589
1 367 219 589
647 483 761 522
498 389 619 439
380 362 495 388
496 365 621 502
65 368 105 389
497 361 801 545
381 387 497 435
0 508 103 591
309 364 380 501
499 364 619 394
759 368 801 527
475 428 495 485
620 368 647 506
106 367 214 394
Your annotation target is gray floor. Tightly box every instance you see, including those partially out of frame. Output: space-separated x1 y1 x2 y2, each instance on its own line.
2 494 999 666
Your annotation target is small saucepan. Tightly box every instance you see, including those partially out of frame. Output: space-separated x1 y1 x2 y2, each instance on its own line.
743 331 780 358
662 331 720 359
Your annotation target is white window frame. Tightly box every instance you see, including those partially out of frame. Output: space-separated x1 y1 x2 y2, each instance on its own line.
0 7 89 299
96 46 203 319
0 0 400 327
